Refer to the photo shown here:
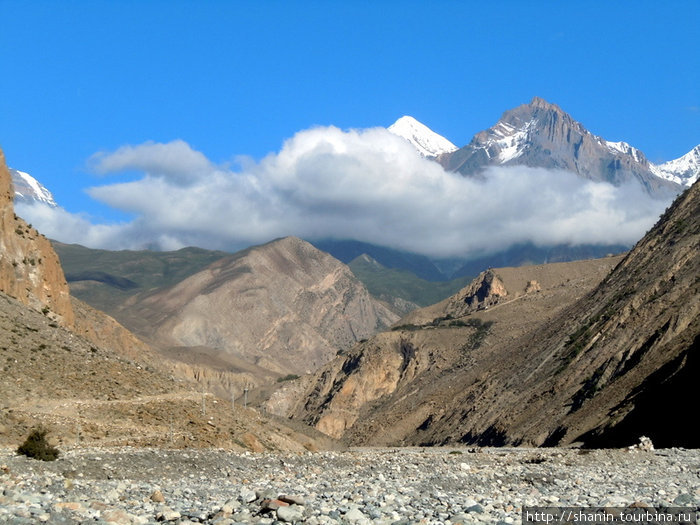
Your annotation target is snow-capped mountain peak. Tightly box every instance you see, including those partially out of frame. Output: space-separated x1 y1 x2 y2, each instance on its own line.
9 168 58 207
438 96 698 197
649 145 700 187
388 116 458 157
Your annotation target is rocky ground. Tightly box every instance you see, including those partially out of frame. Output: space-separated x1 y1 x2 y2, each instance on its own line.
1 445 699 524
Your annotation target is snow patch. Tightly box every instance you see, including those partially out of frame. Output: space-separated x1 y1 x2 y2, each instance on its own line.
482 119 536 164
606 141 646 163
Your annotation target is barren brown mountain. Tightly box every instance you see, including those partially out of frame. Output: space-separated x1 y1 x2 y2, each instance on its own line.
120 236 399 380
285 181 698 447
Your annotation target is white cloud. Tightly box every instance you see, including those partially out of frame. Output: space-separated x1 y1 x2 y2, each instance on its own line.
17 127 673 258
88 139 214 185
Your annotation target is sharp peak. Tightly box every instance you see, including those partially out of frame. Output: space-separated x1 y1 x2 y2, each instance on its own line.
389 115 427 127
493 97 569 127
263 235 308 247
523 96 566 113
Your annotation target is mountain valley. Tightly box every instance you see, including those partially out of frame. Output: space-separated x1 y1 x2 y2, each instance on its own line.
278 180 699 448
2 96 699 455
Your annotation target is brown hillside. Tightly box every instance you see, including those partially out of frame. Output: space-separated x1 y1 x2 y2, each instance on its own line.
279 256 621 442
0 290 334 452
286 181 699 448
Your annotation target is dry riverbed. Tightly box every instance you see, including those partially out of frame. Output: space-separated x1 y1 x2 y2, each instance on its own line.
1 446 699 524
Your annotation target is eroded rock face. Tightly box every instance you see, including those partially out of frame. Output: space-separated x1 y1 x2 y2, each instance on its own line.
0 149 74 326
447 269 508 316
306 335 406 439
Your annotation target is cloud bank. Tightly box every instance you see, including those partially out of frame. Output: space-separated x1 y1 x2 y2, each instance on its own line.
17 126 672 258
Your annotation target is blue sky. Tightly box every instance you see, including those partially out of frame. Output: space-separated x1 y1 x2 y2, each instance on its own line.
1 1 698 255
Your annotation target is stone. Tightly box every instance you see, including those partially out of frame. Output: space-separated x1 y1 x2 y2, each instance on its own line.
260 498 289 512
221 498 241 513
151 489 165 503
157 508 181 521
279 494 306 506
102 509 133 524
638 436 654 451
255 488 277 500
239 488 257 503
344 507 367 522
54 502 83 512
277 504 305 522
673 493 695 505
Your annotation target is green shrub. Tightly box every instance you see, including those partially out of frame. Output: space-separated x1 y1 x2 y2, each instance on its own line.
17 428 60 461
276 374 300 383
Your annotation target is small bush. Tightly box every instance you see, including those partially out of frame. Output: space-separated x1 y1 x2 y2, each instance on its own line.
277 373 300 383
17 428 60 461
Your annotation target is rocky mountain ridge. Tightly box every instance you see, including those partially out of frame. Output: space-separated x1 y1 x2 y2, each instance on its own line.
437 97 696 196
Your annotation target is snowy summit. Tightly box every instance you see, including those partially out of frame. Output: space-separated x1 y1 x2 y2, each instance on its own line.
388 116 458 158
10 168 58 207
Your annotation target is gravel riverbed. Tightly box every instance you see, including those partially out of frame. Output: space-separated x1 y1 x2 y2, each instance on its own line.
1 446 699 524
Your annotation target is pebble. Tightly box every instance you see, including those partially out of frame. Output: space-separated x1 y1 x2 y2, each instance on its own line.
0 446 697 524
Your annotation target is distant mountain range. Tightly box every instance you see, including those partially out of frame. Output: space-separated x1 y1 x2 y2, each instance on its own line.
13 98 699 209
55 237 402 396
12 97 700 283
